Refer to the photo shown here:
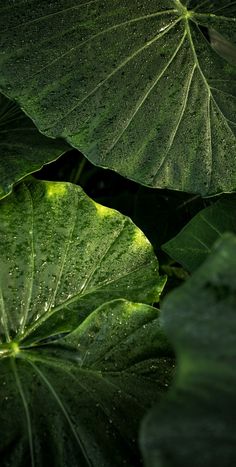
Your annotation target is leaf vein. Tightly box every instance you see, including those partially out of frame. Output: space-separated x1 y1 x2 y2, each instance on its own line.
105 28 186 155
199 214 223 236
12 359 35 467
28 11 176 82
49 18 180 130
153 62 196 180
0 282 10 342
47 191 79 311
79 219 127 295
18 184 35 336
28 361 92 466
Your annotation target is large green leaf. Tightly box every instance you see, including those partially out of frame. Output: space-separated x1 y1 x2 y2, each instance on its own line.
0 1 236 195
0 299 174 466
163 198 236 271
0 179 165 344
141 234 236 467
0 93 68 200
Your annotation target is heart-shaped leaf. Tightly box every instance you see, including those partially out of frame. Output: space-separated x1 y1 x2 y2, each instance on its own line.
0 299 174 466
163 198 236 271
141 234 236 467
0 93 68 200
0 179 165 344
0 1 236 194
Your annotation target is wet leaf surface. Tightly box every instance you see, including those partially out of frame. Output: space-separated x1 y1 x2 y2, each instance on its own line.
0 179 165 344
0 94 68 199
0 299 174 467
0 1 236 194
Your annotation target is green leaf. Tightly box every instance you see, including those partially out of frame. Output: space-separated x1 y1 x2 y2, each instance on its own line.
209 28 236 65
0 93 68 200
0 179 165 344
0 1 236 194
140 234 236 467
0 299 174 466
163 198 236 271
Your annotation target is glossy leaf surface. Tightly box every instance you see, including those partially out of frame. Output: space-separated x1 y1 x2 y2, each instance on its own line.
0 299 173 466
141 234 236 467
163 198 236 271
0 179 164 344
0 1 236 194
0 94 68 199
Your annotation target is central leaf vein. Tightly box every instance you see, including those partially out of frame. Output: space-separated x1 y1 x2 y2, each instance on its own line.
12 359 35 467
28 360 92 466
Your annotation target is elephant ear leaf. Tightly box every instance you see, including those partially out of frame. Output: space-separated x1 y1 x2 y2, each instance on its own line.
0 93 68 200
0 299 174 467
0 179 165 344
0 1 236 195
0 180 170 465
141 233 236 467
163 198 236 271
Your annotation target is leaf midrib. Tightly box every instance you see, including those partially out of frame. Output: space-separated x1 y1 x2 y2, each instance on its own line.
11 359 35 467
19 259 155 342
194 11 236 23
28 359 92 467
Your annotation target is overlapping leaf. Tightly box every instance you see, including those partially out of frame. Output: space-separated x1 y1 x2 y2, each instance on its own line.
0 180 170 465
0 179 165 344
0 1 236 194
141 234 236 467
0 94 68 199
0 299 174 466
163 198 236 271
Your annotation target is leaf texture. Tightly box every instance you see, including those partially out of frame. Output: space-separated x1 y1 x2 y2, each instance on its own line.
0 1 236 194
141 234 236 467
0 93 68 199
163 198 236 271
0 179 165 344
0 299 173 467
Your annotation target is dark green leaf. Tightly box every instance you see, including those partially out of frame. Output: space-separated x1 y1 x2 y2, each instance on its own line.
0 1 236 194
0 93 68 199
209 28 236 65
0 179 165 344
0 299 174 467
141 234 236 467
163 198 236 271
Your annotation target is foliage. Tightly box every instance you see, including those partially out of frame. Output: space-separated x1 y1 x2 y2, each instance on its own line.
141 234 236 467
0 1 236 466
0 179 164 344
0 299 173 467
0 1 236 194
163 197 236 271
0 93 68 199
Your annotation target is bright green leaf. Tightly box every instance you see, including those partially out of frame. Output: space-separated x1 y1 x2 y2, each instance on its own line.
0 299 174 466
0 1 236 194
0 179 165 344
141 234 236 467
163 198 236 271
0 93 69 200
